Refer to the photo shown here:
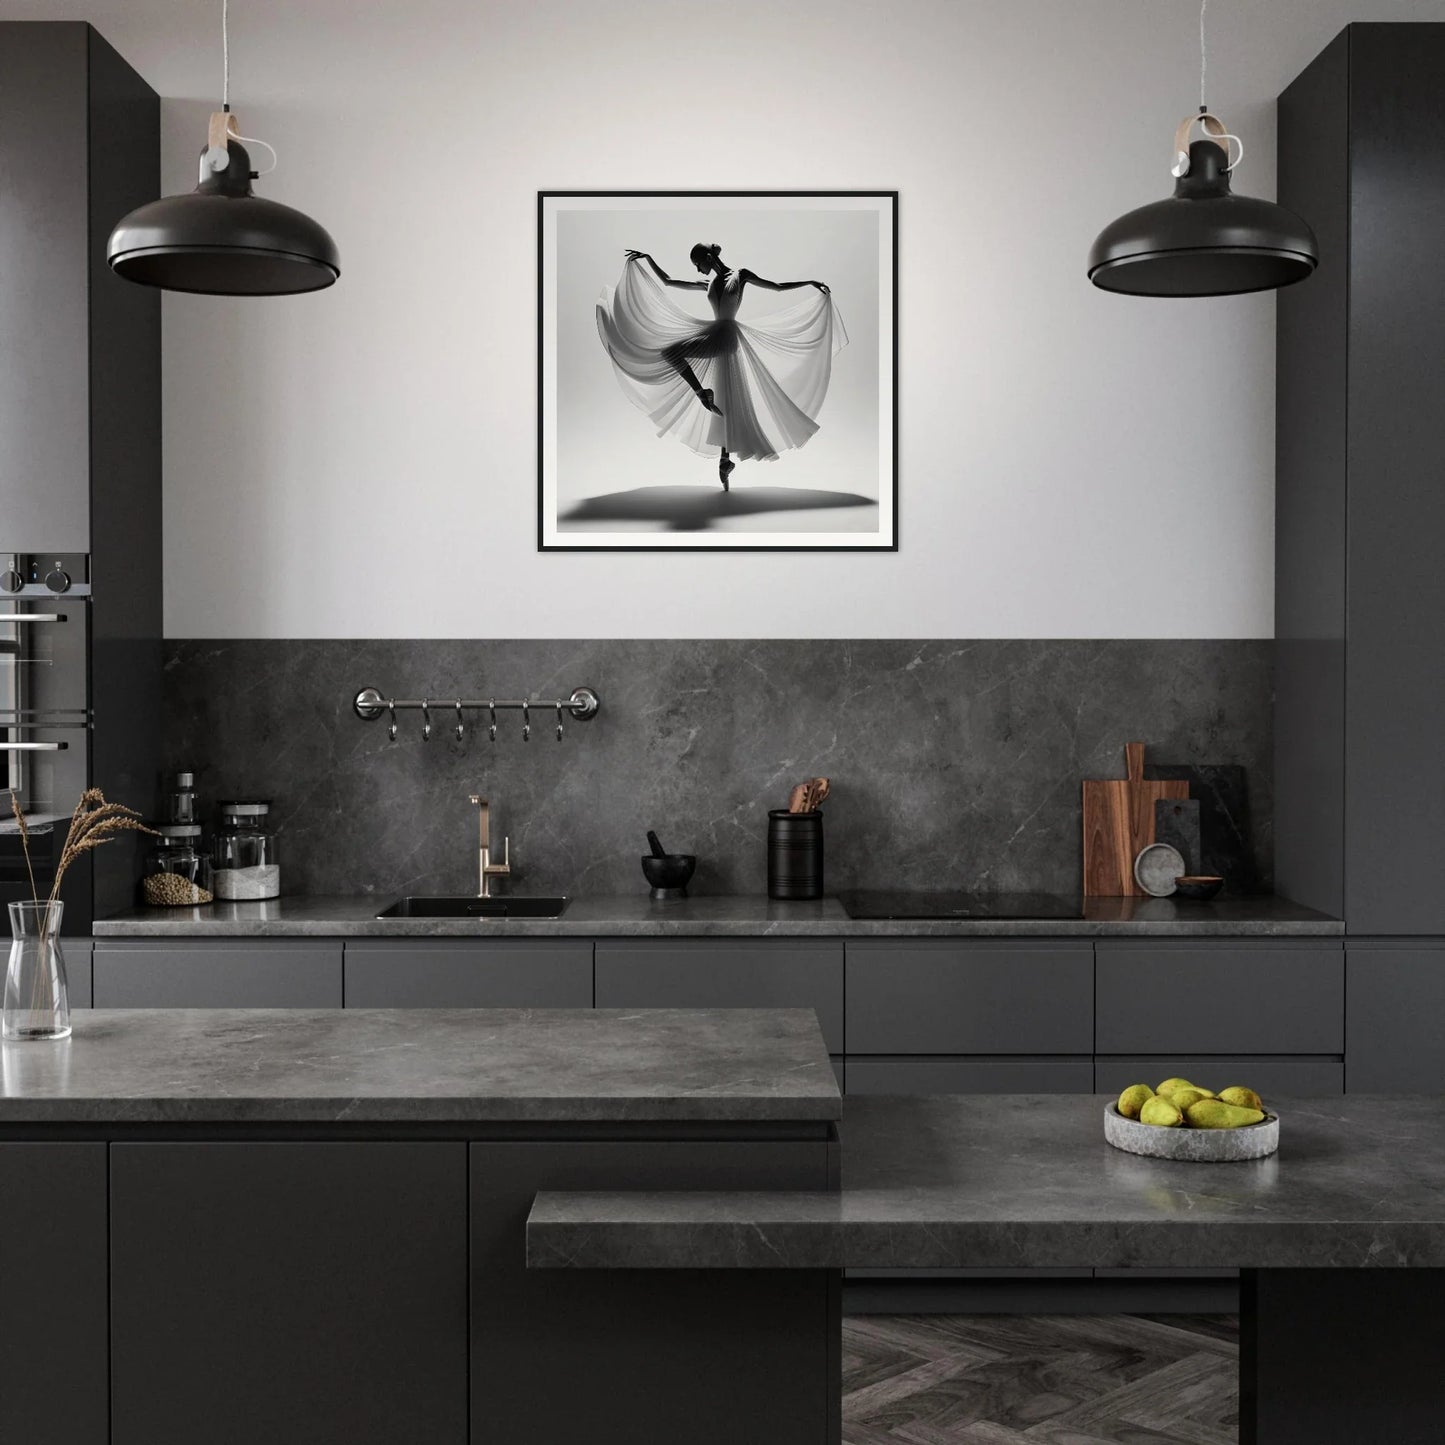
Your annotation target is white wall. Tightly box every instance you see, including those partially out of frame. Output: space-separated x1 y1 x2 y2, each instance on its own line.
4 0 1441 638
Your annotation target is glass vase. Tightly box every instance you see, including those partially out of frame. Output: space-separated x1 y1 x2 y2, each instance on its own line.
4 901 71 1042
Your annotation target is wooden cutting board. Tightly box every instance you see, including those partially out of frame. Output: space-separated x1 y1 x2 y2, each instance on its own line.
1082 742 1189 896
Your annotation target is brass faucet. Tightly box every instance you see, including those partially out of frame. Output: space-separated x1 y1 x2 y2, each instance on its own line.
467 794 511 897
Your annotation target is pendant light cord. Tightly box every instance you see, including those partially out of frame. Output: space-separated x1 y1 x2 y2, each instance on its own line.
216 0 278 175
1199 0 1207 110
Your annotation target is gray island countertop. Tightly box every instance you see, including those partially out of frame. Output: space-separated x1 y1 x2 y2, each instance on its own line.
92 893 1343 938
529 1093 1445 1271
0 1007 840 1125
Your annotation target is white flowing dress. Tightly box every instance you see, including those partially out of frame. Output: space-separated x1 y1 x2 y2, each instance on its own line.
595 258 848 463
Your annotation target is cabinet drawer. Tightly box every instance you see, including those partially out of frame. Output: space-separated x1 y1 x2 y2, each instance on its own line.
65 939 92 1008
846 942 1093 1055
112 1143 467 1445
1094 1056 1344 1097
344 941 592 1009
1095 942 1343 1054
1346 945 1445 1092
93 941 342 1008
845 1058 1094 1095
594 941 843 1053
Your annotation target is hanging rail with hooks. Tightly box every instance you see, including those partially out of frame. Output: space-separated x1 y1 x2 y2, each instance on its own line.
352 686 600 743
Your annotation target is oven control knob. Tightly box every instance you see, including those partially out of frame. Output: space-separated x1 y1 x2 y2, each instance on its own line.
0 569 21 594
44 568 71 594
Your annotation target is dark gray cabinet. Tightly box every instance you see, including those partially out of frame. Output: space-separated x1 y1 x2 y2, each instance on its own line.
470 1139 832 1445
846 941 1093 1055
1095 942 1343 1055
110 1142 468 1445
0 23 161 928
1346 944 1445 1092
65 939 93 1007
0 24 157 548
344 939 592 1008
0 23 94 546
93 940 342 1007
847 1058 1093 1094
1277 24 1445 935
88 931 1356 1096
0 1144 108 1444
595 939 844 1053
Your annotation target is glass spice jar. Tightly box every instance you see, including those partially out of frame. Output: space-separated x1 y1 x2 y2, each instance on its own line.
212 800 281 901
142 825 214 907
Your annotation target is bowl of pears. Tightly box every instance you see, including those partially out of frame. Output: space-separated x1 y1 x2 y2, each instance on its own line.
1105 1077 1279 1161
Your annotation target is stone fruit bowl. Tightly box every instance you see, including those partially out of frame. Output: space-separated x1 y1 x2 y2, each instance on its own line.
1104 1103 1279 1161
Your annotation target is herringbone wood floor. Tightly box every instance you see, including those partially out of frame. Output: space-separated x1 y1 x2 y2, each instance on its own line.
842 1314 1239 1445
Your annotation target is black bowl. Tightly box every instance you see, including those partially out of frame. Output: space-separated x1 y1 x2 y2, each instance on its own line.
1173 875 1225 901
642 854 696 898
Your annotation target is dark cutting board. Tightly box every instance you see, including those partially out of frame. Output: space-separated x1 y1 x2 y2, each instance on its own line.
1082 742 1190 897
1155 797 1202 876
1146 763 1261 892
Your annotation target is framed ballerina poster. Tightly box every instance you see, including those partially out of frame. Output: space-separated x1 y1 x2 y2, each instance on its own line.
538 191 897 550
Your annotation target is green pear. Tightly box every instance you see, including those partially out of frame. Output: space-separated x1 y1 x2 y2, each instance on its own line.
1167 1086 1212 1111
1156 1077 1196 1096
1185 1099 1266 1129
1117 1084 1154 1119
1218 1086 1264 1112
1140 1096 1185 1127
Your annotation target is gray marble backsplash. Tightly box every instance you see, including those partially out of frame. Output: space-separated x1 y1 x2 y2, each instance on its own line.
161 641 1273 900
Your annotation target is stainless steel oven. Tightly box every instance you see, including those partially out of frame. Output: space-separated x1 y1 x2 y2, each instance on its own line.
0 556 92 926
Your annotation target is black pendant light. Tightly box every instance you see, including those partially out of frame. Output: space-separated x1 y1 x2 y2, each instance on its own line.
1088 1 1316 298
107 1 338 296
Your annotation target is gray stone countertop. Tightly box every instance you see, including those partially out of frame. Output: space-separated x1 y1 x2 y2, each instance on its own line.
92 893 1343 938
0 1008 840 1125
527 1093 1445 1270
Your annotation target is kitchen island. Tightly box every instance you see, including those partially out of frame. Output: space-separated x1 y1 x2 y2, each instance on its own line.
0 1007 841 1445
533 1093 1445 1445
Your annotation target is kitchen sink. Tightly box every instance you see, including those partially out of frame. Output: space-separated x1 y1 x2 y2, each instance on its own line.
375 896 570 919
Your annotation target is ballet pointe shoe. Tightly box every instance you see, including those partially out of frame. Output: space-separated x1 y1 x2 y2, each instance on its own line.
697 387 722 416
718 455 735 491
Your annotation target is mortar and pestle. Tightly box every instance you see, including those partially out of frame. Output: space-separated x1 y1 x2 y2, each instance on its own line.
642 830 696 900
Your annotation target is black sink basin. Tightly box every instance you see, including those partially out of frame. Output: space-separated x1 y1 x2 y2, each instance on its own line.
376 896 569 919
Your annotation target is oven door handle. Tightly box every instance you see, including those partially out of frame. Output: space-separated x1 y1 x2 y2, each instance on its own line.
0 741 67 751
0 613 67 625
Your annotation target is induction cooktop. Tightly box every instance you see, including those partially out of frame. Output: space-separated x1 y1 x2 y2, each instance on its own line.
837 891 1085 921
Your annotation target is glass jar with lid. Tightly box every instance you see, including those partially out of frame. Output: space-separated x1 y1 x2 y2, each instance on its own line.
141 825 214 907
160 770 198 825
212 800 281 901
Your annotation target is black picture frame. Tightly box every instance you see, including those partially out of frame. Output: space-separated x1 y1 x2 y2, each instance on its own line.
537 190 899 552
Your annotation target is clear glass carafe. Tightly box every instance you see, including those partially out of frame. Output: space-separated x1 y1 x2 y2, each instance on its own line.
4 900 71 1041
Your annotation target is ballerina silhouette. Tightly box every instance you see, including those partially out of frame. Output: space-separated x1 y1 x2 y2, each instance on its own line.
596 242 847 491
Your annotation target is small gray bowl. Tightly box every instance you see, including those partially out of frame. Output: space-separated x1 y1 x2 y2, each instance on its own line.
1134 842 1186 897
1104 1103 1279 1161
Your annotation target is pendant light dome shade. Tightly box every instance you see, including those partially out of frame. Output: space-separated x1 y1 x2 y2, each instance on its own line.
1089 137 1316 298
108 138 339 296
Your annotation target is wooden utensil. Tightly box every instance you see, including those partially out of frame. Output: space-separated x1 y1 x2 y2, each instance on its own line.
1082 742 1189 896
787 778 831 813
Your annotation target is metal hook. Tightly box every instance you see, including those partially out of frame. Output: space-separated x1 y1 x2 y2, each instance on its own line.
421 699 432 742
387 699 398 743
488 701 497 744
521 701 531 743
455 700 465 741
556 702 564 742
